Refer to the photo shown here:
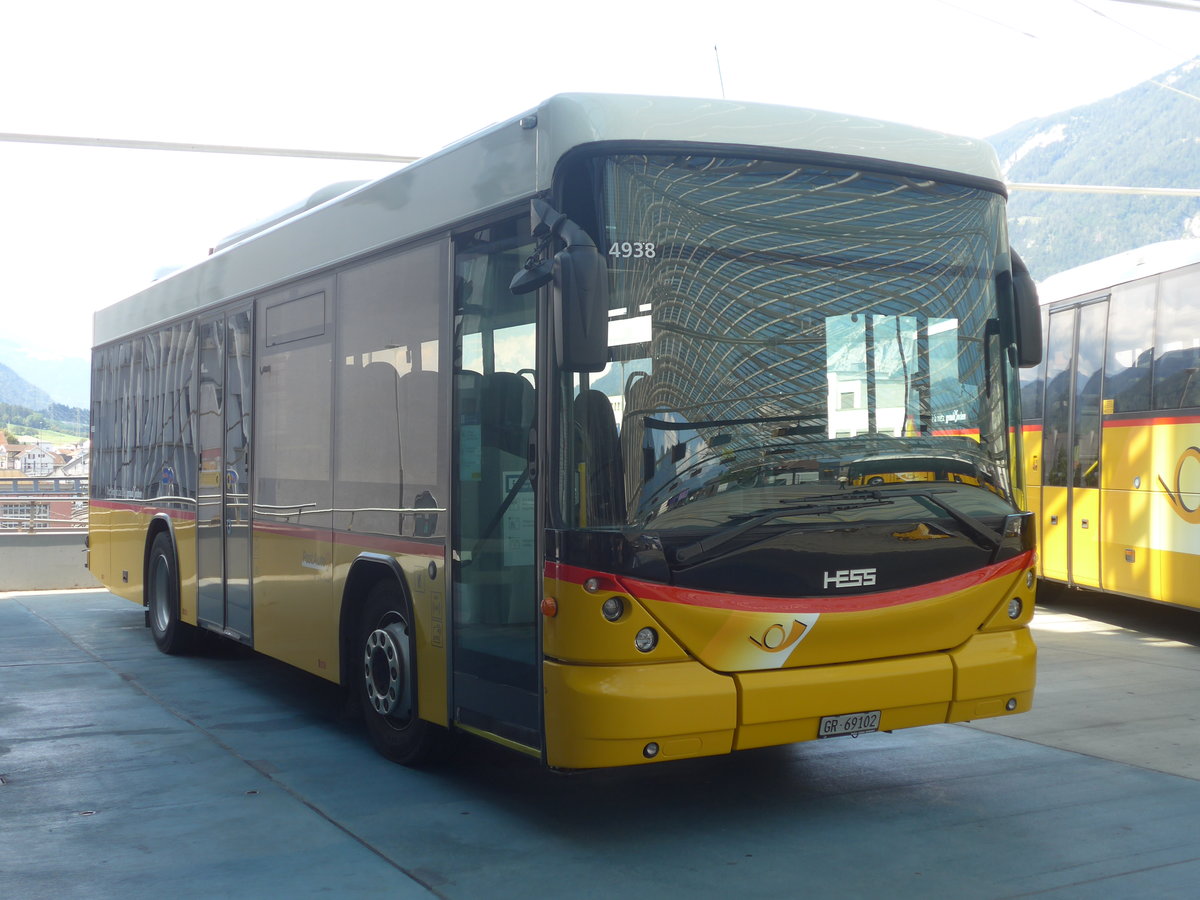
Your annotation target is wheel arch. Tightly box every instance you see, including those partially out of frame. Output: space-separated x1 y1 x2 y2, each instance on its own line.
142 514 178 607
339 553 414 688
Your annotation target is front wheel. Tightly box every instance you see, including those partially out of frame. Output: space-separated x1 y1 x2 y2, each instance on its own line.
357 580 447 765
147 532 195 655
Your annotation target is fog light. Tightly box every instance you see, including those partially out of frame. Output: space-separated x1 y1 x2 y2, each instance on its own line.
584 577 601 593
1006 698 1018 711
1007 597 1023 620
634 627 658 653
643 742 660 758
1026 570 1035 590
601 596 625 622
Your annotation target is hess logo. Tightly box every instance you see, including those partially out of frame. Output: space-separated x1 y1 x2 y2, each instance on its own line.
823 568 877 589
749 619 809 653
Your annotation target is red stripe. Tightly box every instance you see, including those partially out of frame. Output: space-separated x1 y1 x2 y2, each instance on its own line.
1022 424 1042 433
253 520 442 558
547 552 1034 614
89 500 440 558
1103 414 1200 428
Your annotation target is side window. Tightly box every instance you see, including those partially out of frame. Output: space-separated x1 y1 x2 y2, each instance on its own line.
1041 308 1075 488
1105 285 1154 413
1072 302 1107 489
1153 269 1200 410
454 217 537 562
335 241 448 537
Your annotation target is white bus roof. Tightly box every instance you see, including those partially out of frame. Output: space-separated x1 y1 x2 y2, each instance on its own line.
1037 239 1200 305
94 93 1004 347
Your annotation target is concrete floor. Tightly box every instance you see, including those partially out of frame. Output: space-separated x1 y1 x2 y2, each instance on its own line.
3 585 1200 899
971 581 1200 780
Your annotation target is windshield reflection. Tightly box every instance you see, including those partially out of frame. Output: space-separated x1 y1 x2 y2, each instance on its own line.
560 153 1019 533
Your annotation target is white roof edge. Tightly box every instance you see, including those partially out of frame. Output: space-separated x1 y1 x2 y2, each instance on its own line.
94 93 1003 347
1037 239 1200 305
536 93 1002 185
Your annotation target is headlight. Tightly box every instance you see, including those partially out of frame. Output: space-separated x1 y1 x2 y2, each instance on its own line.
601 596 625 622
634 627 658 653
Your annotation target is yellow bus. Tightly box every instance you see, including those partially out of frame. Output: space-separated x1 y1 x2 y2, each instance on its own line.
1019 240 1200 607
89 93 1042 769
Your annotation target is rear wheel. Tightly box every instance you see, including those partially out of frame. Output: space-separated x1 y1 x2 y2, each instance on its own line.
358 580 446 765
147 532 195 655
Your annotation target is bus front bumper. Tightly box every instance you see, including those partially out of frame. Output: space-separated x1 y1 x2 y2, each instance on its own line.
542 628 1035 769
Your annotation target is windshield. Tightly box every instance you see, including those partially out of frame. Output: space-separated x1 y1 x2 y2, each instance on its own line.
556 153 1020 535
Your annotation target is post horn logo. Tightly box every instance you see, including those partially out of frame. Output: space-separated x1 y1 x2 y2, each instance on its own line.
749 619 809 653
1159 446 1200 525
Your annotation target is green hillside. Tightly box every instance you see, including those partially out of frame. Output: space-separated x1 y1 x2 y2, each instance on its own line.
991 57 1200 281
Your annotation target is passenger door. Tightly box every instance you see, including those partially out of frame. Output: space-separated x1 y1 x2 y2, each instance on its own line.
1039 300 1108 587
451 215 541 750
196 306 254 639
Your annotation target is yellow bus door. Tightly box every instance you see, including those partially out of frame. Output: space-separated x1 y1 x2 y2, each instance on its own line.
1069 301 1108 588
1039 301 1107 588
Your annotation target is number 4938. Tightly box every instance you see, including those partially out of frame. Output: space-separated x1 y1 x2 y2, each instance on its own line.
608 241 656 259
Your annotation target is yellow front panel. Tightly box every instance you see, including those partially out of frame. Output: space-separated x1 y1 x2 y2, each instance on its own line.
734 653 952 749
543 569 690 665
948 628 1036 702
543 660 736 769
626 557 1033 673
542 621 1035 768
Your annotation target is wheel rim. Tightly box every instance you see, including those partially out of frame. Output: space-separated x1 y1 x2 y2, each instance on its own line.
150 555 171 633
363 621 411 721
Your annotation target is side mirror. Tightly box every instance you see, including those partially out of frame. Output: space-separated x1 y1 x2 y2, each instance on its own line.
509 199 609 373
1011 251 1042 369
509 259 553 295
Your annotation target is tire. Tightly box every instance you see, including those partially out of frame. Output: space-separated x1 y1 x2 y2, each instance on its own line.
146 532 195 655
357 580 446 765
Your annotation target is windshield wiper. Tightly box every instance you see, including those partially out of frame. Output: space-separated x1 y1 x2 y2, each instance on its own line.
672 495 896 567
897 489 1004 557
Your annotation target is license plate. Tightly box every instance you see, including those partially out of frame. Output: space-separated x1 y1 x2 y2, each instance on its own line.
818 710 881 739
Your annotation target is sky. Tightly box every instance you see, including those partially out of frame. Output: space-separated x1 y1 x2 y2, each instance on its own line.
2 0 1199 379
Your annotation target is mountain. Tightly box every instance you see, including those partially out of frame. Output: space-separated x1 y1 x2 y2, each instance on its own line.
990 57 1200 282
0 338 91 409
0 361 53 411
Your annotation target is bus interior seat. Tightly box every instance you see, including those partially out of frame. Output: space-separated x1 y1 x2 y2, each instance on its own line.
337 361 402 533
575 388 626 526
459 370 537 629
620 373 651 517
